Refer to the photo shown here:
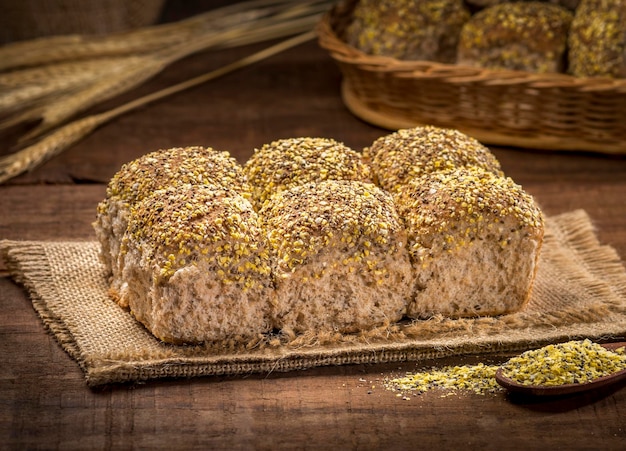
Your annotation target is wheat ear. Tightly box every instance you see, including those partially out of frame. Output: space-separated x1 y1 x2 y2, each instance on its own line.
0 0 328 71
0 31 315 185
2 0 329 141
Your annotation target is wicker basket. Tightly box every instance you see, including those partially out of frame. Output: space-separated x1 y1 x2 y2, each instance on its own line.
317 0 626 154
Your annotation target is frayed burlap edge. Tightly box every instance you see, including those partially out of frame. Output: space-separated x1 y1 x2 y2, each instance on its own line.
2 209 626 387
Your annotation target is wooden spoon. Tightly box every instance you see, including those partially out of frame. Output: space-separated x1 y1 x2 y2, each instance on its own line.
495 342 626 396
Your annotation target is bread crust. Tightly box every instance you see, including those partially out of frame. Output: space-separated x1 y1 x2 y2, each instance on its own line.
243 137 372 210
363 125 503 193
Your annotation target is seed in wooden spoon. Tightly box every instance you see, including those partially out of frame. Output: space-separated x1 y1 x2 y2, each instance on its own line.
499 339 626 386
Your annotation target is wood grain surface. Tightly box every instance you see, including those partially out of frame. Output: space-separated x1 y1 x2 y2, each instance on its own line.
1 1 626 449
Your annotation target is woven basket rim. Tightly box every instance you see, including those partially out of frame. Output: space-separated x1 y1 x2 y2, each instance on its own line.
316 1 626 93
315 0 626 154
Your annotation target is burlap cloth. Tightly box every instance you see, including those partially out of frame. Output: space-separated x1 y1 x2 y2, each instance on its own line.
2 209 626 387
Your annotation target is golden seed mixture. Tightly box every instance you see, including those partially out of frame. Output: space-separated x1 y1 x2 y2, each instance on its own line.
385 363 503 396
123 184 271 289
100 146 251 212
394 166 544 263
260 180 404 284
385 340 626 396
364 126 503 193
500 339 626 386
243 137 372 209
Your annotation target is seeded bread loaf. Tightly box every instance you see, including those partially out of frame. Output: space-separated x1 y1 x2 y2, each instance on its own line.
457 2 573 73
568 0 626 78
118 184 273 344
345 0 470 62
363 125 503 193
95 129 545 344
94 146 250 306
394 166 544 319
260 180 413 334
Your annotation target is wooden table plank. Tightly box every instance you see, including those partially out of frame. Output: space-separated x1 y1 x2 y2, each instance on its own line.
2 264 625 450
2 180 626 449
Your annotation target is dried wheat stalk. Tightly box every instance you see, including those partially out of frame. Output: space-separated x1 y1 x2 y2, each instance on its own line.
0 3 328 113
1 0 331 137
0 0 330 71
0 0 333 183
0 31 316 184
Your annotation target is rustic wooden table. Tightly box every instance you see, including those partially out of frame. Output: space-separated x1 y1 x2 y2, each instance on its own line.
1 3 626 449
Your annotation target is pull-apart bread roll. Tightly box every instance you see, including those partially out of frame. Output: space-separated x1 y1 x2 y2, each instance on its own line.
94 146 250 304
457 2 573 73
568 0 626 78
346 0 471 62
363 126 503 193
119 184 273 344
260 180 413 334
243 137 372 210
395 167 544 319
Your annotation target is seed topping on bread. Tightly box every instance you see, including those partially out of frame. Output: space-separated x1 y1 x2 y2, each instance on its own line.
346 0 470 62
568 0 626 77
395 167 543 263
100 146 250 212
261 180 403 284
364 126 503 193
457 2 573 72
243 137 372 209
124 184 271 289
